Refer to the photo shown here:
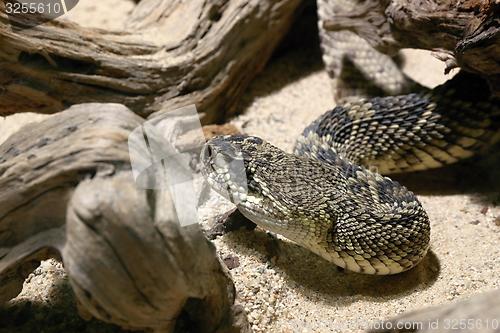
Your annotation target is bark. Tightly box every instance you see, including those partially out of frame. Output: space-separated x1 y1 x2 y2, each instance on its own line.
0 0 303 123
0 103 250 333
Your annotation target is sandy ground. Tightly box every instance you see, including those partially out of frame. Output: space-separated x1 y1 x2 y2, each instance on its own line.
1 1 499 332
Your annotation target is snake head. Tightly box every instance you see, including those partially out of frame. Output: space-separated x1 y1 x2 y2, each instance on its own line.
201 135 263 204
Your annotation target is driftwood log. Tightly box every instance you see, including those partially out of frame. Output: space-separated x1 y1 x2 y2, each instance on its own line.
0 0 499 331
0 0 303 122
0 0 497 117
0 103 249 332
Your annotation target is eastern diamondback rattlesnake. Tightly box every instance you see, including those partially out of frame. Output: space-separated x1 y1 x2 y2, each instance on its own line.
201 73 500 275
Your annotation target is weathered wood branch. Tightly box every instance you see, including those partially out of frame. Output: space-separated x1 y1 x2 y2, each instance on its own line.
0 103 249 332
322 0 500 95
0 0 303 122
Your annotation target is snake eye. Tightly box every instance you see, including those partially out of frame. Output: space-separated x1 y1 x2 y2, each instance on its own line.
205 144 213 158
244 136 263 145
201 144 211 162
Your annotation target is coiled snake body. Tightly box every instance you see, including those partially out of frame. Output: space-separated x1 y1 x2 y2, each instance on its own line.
201 74 500 275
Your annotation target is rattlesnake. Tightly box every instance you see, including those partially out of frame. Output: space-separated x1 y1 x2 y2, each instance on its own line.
200 72 500 275
200 0 500 275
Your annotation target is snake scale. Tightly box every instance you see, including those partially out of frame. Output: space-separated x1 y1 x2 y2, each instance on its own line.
201 72 500 275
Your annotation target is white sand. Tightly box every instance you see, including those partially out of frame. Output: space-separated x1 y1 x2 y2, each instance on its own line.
1 1 499 332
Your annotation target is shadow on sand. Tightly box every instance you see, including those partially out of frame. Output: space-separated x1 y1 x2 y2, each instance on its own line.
0 275 128 333
222 229 441 308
